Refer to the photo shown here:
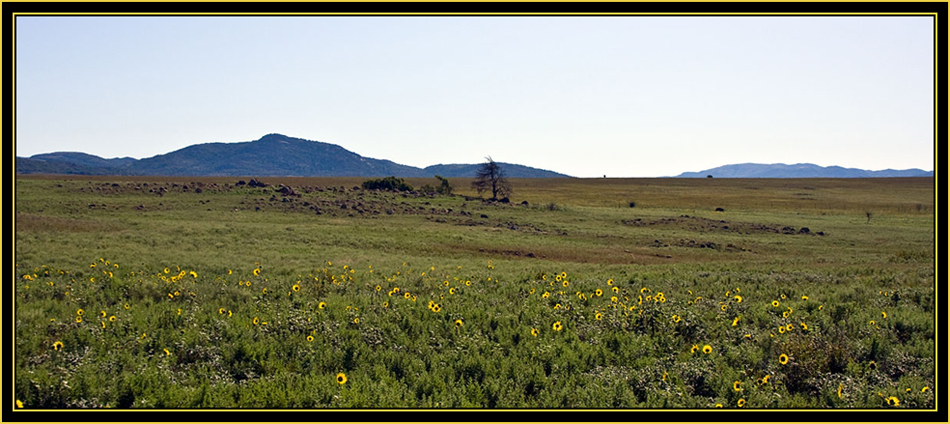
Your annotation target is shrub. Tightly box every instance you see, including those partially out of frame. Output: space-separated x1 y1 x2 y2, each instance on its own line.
420 175 453 195
362 176 413 192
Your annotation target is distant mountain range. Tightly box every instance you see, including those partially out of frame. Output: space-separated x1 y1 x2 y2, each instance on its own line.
16 135 933 179
673 163 934 178
16 133 571 178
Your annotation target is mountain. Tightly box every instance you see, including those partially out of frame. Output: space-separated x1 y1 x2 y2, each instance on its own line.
15 157 136 176
673 163 934 178
16 133 572 178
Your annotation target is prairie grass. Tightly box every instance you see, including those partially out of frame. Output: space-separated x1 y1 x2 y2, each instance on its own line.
13 175 935 409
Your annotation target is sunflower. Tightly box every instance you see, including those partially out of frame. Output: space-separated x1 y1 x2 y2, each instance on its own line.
292 284 300 292
318 302 326 309
611 296 618 303
76 316 83 323
886 396 900 407
109 315 116 322
734 295 742 303
253 317 260 325
595 289 603 297
562 280 569 287
52 341 64 351
715 403 723 408
786 323 794 332
720 304 728 311
552 321 563 332
778 325 786 334
455 319 464 328
595 312 603 321
307 335 314 342
702 345 712 354
881 311 887 319
690 345 699 354
404 292 412 299
336 373 347 385
800 322 808 331
672 314 681 323
76 308 84 316
531 328 539 337
772 300 780 307
779 354 789 365
737 398 746 408
353 318 360 324
869 320 876 326
612 286 619 293
733 381 742 392
432 304 442 313
253 268 261 276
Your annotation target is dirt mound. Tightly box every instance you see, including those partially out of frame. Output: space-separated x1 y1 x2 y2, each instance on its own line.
622 215 824 236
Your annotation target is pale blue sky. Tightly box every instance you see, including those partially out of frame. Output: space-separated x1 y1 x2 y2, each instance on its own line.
15 15 934 177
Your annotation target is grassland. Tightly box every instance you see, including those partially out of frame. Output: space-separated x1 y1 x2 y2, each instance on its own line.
13 175 936 410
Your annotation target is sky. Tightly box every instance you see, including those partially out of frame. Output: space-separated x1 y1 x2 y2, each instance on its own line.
15 15 935 177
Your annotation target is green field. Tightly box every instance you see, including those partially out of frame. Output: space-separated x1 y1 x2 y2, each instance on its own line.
13 175 936 409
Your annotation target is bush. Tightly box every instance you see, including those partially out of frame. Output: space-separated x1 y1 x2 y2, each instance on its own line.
420 175 453 195
362 176 413 192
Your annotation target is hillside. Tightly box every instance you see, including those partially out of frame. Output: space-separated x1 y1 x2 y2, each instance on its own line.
17 133 571 178
674 163 934 178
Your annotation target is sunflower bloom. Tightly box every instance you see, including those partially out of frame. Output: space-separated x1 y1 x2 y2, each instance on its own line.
531 328 538 337
737 398 746 407
455 319 464 328
702 345 712 354
52 341 64 351
779 354 789 365
553 321 563 332
733 381 742 392
292 284 300 292
336 373 347 385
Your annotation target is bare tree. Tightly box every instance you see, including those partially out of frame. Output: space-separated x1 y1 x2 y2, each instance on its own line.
471 156 512 200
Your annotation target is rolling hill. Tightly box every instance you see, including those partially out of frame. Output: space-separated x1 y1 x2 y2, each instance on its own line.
673 163 933 178
16 133 572 178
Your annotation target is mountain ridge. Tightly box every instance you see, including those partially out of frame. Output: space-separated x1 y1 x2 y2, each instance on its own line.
673 162 933 178
17 133 572 178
